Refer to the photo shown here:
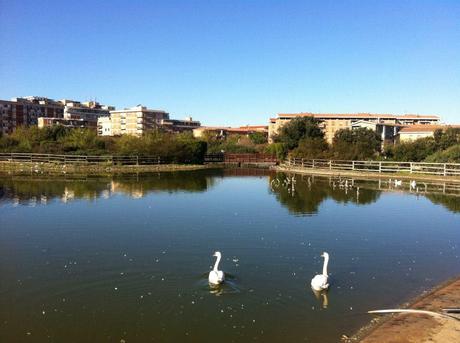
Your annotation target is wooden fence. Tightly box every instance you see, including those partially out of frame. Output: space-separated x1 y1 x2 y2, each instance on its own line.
0 153 164 166
286 158 460 177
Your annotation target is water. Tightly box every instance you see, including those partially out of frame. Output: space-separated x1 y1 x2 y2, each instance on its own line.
0 169 459 342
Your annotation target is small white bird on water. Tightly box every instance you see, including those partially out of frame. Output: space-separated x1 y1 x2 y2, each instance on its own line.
208 251 225 285
311 252 330 291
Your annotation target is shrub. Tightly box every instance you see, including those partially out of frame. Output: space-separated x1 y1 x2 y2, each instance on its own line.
249 132 267 144
274 117 324 150
265 142 288 160
291 137 329 159
425 144 460 163
331 128 381 160
388 137 437 162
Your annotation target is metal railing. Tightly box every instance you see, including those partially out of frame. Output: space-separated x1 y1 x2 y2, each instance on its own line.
0 153 164 166
285 158 460 176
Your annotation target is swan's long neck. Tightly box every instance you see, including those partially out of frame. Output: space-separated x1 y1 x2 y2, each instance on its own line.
213 254 221 271
322 255 329 276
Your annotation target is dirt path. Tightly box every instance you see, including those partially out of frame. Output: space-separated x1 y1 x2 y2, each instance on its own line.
352 277 460 343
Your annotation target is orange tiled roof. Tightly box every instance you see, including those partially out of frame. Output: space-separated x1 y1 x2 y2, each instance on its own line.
399 124 460 133
197 126 266 133
238 125 268 129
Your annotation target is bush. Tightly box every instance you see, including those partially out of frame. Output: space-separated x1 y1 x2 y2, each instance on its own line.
274 117 324 150
291 137 329 159
434 128 460 150
265 142 288 160
205 134 258 154
387 137 437 162
331 128 381 160
425 144 460 163
0 126 207 164
249 132 267 144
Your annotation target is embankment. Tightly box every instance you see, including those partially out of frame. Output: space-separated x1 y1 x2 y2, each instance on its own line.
351 276 460 343
0 161 212 175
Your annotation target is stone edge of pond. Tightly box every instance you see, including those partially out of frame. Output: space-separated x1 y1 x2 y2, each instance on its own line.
272 165 460 183
0 161 227 175
346 275 460 343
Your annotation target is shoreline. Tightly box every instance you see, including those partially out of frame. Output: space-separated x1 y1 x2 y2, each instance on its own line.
350 276 460 342
0 161 218 175
272 165 460 183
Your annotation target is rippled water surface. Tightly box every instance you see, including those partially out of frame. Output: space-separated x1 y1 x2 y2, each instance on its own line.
0 169 459 342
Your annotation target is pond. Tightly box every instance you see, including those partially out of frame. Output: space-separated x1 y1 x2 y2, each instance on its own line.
1 169 459 342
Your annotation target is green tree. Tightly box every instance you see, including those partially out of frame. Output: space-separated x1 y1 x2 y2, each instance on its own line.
275 117 324 150
387 137 437 162
249 132 267 144
434 128 460 150
265 142 288 160
332 128 381 160
425 144 460 163
291 137 329 159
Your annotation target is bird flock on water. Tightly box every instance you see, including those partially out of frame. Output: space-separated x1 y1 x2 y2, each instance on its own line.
208 250 330 298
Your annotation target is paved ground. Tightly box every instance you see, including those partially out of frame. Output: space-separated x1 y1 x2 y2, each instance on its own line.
352 277 460 343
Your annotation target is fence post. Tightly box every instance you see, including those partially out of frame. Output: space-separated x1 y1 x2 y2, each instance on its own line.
410 162 413 174
352 161 355 170
379 161 382 173
329 160 332 170
444 164 447 176
312 159 315 168
136 155 139 166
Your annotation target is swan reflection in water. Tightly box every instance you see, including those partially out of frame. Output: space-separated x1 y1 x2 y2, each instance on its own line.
312 289 329 309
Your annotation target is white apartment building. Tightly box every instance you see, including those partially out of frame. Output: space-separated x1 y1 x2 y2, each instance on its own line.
109 106 170 136
97 116 113 136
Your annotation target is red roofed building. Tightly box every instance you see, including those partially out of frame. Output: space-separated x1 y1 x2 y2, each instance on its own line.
398 125 460 142
268 112 440 144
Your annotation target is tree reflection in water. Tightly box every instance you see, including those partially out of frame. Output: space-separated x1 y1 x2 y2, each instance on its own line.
0 170 459 214
269 173 460 215
269 173 381 215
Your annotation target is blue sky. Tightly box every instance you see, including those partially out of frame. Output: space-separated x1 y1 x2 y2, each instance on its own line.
0 0 459 126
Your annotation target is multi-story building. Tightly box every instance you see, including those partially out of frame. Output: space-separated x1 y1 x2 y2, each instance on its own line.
398 125 460 142
97 116 113 136
160 117 201 132
60 100 114 121
38 117 98 130
109 106 170 136
0 96 64 134
98 112 201 136
0 96 115 134
268 113 440 144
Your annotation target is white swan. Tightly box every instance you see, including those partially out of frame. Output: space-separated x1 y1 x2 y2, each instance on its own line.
208 251 225 285
311 252 330 291
394 180 402 187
